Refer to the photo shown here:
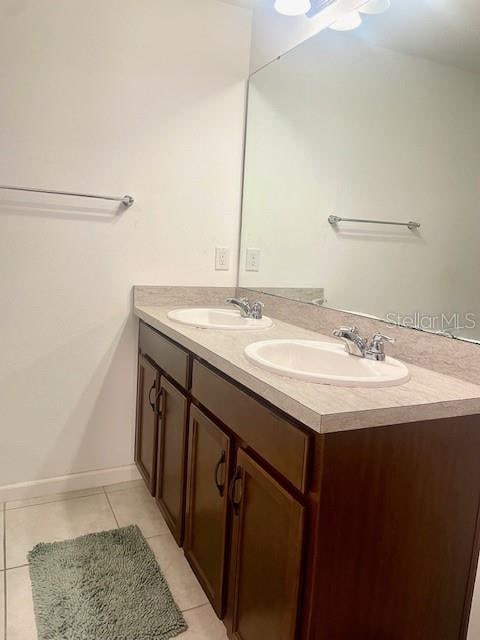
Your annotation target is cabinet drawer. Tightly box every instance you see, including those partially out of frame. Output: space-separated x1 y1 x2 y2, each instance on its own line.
139 322 189 388
192 361 310 493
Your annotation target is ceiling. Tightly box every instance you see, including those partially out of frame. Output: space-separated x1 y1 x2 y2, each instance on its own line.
218 0 259 7
359 0 480 75
221 0 480 75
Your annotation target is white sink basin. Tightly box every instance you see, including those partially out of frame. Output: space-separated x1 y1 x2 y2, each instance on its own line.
245 339 410 387
167 308 273 331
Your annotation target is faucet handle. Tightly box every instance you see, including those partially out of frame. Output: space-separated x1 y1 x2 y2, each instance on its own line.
366 333 395 361
225 296 250 310
333 325 360 337
371 333 395 345
346 325 361 334
225 297 253 318
250 301 264 320
234 296 250 307
225 296 249 303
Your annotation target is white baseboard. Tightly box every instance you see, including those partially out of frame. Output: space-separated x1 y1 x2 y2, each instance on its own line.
0 464 141 503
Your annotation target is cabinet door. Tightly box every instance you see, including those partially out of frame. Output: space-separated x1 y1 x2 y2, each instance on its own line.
184 406 231 617
227 449 305 640
135 355 160 495
156 376 188 544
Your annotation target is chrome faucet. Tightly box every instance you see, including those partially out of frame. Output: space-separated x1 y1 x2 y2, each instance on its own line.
333 326 367 357
333 326 395 361
225 297 264 320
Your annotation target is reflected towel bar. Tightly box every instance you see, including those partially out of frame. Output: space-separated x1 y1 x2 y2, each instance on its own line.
0 184 134 207
328 215 420 230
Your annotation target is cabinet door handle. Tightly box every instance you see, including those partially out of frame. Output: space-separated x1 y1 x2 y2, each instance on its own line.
148 381 157 412
229 467 243 515
156 387 164 417
214 452 226 497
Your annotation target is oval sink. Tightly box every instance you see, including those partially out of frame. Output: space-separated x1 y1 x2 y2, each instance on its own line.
167 308 273 331
245 339 410 387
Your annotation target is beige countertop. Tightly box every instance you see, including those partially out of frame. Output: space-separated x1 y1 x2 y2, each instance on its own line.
134 304 480 434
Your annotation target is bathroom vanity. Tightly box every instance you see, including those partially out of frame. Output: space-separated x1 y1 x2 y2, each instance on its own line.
133 297 480 640
131 6 480 639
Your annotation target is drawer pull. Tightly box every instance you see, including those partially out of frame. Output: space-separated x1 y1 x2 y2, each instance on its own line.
148 381 162 415
229 467 243 514
214 452 226 497
148 382 157 412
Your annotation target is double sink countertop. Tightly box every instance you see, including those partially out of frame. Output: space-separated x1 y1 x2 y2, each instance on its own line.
134 303 480 435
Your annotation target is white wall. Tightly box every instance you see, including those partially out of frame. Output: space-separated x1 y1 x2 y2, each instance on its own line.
240 30 480 339
0 0 251 489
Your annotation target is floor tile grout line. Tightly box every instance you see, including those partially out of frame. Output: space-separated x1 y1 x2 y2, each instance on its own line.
4 490 104 512
103 482 143 495
4 482 144 512
103 488 120 529
4 501 7 640
144 532 171 541
5 564 29 572
181 603 209 614
2 502 5 568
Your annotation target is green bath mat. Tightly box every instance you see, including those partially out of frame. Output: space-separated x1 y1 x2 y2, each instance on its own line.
28 525 187 640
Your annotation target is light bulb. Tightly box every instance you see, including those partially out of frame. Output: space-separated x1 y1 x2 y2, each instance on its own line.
274 0 312 17
329 10 362 31
359 0 391 14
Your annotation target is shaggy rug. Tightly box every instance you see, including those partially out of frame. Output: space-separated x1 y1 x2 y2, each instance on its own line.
28 525 187 640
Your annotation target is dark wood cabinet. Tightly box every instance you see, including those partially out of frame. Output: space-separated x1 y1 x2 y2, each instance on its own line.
139 321 189 388
226 448 305 640
184 406 232 616
192 361 310 493
135 354 160 495
155 376 188 545
136 321 480 640
308 417 480 640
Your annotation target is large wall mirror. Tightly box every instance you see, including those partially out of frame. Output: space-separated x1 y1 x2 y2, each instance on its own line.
239 0 480 343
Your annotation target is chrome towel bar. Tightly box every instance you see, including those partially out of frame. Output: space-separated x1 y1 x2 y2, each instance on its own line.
0 184 134 207
328 215 420 230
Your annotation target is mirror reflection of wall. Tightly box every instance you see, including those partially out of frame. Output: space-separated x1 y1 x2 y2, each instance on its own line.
239 14 480 342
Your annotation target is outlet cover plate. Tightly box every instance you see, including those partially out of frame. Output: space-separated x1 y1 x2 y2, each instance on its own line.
215 247 230 271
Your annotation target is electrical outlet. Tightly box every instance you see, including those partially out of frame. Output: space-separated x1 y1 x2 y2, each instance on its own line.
215 247 230 271
246 248 261 272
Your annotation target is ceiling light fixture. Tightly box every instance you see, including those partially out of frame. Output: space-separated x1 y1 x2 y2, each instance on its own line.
329 10 362 31
274 0 312 17
273 0 390 23
306 0 336 18
359 0 391 14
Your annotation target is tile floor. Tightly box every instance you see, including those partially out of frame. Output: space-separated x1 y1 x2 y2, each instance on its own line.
0 480 228 640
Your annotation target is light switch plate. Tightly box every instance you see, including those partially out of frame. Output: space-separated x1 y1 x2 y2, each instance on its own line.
246 248 261 272
215 247 230 271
